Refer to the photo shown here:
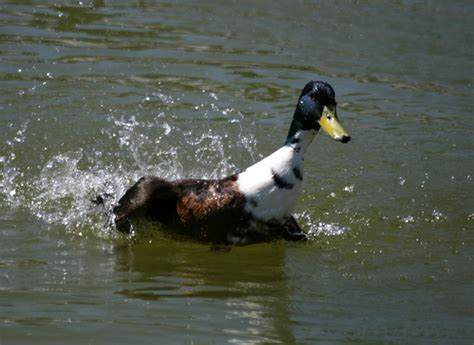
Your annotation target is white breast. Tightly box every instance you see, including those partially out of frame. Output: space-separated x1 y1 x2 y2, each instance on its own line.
236 145 304 222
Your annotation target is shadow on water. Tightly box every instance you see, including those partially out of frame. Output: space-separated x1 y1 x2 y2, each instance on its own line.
113 236 296 343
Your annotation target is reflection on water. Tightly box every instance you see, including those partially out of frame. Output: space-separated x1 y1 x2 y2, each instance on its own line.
114 237 295 343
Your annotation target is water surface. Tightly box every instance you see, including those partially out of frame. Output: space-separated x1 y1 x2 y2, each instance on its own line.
1 1 473 344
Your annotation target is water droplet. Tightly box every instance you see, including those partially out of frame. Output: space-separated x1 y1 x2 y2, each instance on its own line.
162 123 171 135
401 215 415 223
431 208 445 222
343 185 354 193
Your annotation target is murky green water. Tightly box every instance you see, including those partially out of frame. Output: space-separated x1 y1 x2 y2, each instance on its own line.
1 1 473 344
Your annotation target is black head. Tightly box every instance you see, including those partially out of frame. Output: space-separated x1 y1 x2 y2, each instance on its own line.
298 81 336 110
291 81 350 143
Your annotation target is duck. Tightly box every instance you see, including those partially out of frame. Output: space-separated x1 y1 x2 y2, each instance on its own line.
110 81 350 244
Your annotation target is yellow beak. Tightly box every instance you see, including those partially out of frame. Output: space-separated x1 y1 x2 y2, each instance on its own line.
318 106 351 143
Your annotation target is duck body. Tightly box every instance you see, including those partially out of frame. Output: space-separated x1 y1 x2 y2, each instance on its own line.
113 174 307 244
111 81 350 244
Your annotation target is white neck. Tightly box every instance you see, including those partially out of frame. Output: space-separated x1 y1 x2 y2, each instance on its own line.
285 129 317 154
236 129 317 222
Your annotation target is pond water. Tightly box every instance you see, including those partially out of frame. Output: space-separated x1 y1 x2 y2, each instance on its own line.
1 1 473 344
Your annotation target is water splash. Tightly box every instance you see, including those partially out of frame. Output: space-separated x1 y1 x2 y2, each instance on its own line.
296 212 350 237
0 99 262 237
307 221 349 237
0 121 30 208
29 150 124 233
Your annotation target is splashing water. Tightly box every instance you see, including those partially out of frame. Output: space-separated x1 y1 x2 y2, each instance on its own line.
30 150 124 231
0 98 263 238
296 211 351 237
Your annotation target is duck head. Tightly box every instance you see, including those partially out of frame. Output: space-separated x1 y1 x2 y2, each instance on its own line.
288 81 350 143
